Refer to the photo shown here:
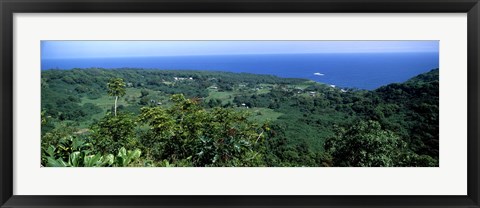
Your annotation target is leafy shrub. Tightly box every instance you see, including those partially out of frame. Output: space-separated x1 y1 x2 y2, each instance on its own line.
90 113 137 154
139 94 269 167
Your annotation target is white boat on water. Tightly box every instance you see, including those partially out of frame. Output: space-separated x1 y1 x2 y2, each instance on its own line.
313 72 324 76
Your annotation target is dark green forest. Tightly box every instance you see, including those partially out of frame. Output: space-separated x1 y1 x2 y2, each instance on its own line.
41 68 439 167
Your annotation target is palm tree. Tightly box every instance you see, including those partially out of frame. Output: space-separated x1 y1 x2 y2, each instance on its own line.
107 78 126 116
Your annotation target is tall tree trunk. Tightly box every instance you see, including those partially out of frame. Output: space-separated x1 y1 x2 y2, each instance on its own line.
114 96 118 116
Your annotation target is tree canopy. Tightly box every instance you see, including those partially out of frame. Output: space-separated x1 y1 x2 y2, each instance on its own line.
41 68 439 167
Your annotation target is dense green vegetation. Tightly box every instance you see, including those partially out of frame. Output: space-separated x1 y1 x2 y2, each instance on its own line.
41 68 439 167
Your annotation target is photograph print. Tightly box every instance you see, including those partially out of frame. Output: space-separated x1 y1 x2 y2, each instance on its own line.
41 40 439 167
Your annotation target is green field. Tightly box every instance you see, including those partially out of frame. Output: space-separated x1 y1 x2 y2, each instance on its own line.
79 87 283 127
206 89 235 104
79 88 167 127
244 107 284 123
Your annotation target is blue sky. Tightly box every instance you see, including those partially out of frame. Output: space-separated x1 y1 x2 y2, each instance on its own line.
41 41 439 59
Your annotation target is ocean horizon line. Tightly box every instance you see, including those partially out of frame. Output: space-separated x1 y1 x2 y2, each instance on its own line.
41 51 439 60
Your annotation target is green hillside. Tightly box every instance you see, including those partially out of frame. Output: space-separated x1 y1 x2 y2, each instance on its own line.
41 68 439 167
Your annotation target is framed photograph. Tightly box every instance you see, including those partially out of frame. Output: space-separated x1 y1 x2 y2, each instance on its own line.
1 0 479 207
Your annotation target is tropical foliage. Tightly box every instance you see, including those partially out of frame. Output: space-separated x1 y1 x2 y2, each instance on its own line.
41 68 439 167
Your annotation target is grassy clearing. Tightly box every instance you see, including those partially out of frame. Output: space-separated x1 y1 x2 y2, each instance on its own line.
81 88 161 109
79 86 284 128
291 81 317 90
242 107 284 123
256 88 271 95
255 84 273 94
207 89 235 104
78 94 113 127
81 95 115 110
78 88 151 127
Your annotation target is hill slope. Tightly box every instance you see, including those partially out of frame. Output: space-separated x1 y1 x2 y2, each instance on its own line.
41 68 439 167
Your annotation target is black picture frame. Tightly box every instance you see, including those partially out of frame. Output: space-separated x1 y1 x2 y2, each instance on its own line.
1 0 479 207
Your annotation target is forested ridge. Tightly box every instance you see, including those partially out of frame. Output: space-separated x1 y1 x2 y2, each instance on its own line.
41 68 439 167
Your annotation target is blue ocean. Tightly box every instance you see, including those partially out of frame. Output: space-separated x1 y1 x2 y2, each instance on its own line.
41 53 439 90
